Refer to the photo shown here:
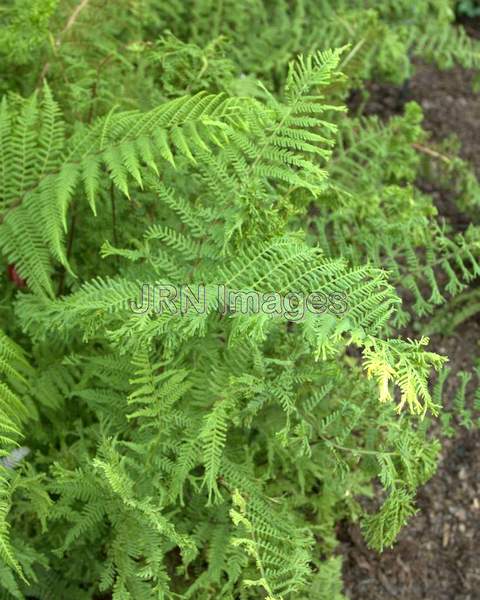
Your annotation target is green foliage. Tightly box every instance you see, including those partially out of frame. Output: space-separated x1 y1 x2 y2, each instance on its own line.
0 0 58 66
457 0 480 18
0 1 479 598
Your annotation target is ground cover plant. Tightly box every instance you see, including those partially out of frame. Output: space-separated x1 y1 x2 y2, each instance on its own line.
1 1 480 599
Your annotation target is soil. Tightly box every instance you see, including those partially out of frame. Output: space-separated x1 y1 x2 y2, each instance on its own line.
349 59 480 174
341 22 480 600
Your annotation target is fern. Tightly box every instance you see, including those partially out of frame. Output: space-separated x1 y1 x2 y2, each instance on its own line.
0 1 478 598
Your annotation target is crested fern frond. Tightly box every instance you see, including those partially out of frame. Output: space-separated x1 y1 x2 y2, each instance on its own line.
362 336 447 415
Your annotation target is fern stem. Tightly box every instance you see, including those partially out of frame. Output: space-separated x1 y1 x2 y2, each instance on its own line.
38 0 92 84
110 182 118 248
411 143 452 164
58 205 77 296
317 438 399 457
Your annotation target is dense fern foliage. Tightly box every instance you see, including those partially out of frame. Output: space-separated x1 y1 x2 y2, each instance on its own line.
1 1 480 598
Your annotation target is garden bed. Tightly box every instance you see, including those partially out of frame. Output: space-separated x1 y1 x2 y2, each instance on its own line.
342 55 480 600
